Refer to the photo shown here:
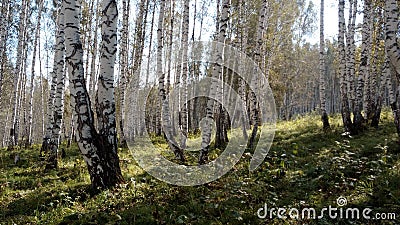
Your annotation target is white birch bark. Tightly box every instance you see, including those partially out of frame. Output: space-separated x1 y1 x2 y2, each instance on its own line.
64 0 123 188
180 0 189 149
199 0 230 164
347 0 357 111
338 0 353 133
385 0 400 76
0 0 11 103
362 0 373 121
385 0 400 140
319 0 329 129
46 0 66 170
27 0 44 145
248 0 268 149
157 0 185 161
9 0 29 148
117 0 129 146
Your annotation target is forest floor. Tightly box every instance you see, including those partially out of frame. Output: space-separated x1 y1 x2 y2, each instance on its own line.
1 110 400 225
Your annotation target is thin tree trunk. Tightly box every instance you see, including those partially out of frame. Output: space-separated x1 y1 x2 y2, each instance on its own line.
46 1 66 170
199 0 230 164
319 0 329 130
362 0 373 123
385 0 400 142
338 0 353 134
371 56 389 128
347 0 357 112
89 0 100 98
9 0 29 149
0 0 11 103
385 0 400 76
117 0 130 147
157 0 185 162
248 0 268 150
27 0 44 146
180 0 189 149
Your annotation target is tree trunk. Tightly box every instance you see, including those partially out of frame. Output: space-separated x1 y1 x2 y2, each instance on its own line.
248 0 268 150
64 0 123 189
117 0 130 147
199 0 230 164
157 0 185 162
385 0 400 142
0 0 11 104
179 0 189 149
362 0 373 123
347 0 357 112
319 0 330 130
46 0 66 170
338 0 353 134
385 0 400 76
9 0 29 149
27 0 44 146
371 56 389 128
89 0 100 99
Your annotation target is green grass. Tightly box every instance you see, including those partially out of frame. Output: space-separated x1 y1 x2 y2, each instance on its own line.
1 110 399 224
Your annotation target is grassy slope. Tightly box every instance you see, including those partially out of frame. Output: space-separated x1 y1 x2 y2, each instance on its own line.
0 110 399 225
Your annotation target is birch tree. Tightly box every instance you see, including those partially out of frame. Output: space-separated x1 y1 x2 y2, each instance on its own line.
347 0 357 112
199 0 230 164
27 0 44 146
361 0 373 124
319 0 329 130
338 0 353 133
157 0 185 162
63 0 123 189
385 0 400 76
385 0 400 139
179 0 189 149
0 0 11 103
45 0 66 170
9 0 29 149
248 0 268 150
117 0 129 146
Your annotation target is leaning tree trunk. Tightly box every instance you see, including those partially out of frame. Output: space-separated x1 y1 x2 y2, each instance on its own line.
64 0 123 189
319 0 330 130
